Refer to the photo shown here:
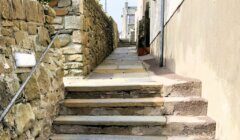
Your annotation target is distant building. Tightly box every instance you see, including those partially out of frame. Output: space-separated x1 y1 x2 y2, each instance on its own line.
121 2 137 42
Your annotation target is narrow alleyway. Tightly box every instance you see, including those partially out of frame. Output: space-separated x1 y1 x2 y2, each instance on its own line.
50 44 216 140
87 47 150 80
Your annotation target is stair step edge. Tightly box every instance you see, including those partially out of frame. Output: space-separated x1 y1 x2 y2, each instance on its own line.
54 116 166 126
63 97 207 108
50 134 215 140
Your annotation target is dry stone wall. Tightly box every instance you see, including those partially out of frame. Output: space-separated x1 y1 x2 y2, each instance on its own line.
0 0 118 139
0 0 64 139
50 0 118 76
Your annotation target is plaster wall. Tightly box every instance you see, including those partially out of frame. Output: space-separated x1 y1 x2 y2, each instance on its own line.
164 0 240 139
149 0 183 63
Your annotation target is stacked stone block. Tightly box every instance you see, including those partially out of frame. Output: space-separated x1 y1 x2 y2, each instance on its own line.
0 0 65 139
50 0 118 76
50 0 84 76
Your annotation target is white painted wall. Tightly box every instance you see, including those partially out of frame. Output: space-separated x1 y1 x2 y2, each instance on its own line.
165 0 184 24
164 0 240 139
150 0 161 43
150 0 184 43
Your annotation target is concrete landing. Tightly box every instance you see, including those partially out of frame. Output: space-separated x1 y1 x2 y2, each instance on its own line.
64 47 201 90
87 47 150 79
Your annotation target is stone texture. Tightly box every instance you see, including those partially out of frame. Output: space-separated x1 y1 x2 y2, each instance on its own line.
24 75 41 101
0 129 11 140
65 55 83 62
72 0 81 13
46 15 55 24
45 6 56 17
58 0 71 8
12 0 26 20
64 62 84 70
15 103 35 134
1 28 13 36
1 20 14 27
54 34 71 48
14 31 28 45
4 37 16 46
64 16 82 29
53 24 64 30
62 44 82 55
55 8 69 16
0 1 65 139
72 30 82 43
38 27 50 46
65 69 83 76
53 17 63 24
27 23 37 35
25 0 44 23
49 0 58 7
31 120 44 137
0 0 12 19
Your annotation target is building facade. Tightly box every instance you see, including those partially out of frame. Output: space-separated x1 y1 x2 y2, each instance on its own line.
121 2 137 42
136 0 240 139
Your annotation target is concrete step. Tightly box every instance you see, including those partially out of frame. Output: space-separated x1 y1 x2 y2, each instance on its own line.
54 116 166 126
64 78 201 99
64 78 162 92
60 97 207 116
53 116 215 137
64 78 163 99
50 134 214 140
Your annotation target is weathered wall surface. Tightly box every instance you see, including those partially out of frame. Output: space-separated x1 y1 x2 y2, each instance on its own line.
50 0 85 76
164 0 240 139
83 0 115 74
51 0 117 76
0 0 64 139
111 18 119 49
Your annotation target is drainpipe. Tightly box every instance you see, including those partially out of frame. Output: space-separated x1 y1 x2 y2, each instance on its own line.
160 0 165 67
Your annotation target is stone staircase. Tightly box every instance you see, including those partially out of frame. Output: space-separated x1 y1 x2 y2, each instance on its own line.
119 39 136 48
50 77 216 140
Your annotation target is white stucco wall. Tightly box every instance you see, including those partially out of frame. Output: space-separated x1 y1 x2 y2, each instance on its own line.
150 0 161 43
164 0 240 139
149 0 183 63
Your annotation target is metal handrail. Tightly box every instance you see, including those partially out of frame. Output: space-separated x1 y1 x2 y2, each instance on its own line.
0 31 60 122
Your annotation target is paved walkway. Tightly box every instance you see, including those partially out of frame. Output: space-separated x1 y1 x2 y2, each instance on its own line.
64 46 199 89
87 47 150 80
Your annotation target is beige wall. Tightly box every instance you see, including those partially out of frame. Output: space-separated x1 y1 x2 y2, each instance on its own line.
164 0 240 139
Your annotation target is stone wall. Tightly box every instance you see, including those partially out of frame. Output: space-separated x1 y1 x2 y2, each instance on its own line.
50 0 118 76
0 0 64 139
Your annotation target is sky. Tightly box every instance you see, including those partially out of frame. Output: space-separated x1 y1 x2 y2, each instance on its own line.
99 0 137 32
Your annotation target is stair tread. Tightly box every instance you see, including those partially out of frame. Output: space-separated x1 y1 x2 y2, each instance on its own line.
54 116 166 126
54 116 215 126
50 134 165 140
63 78 162 92
63 97 207 108
50 134 214 140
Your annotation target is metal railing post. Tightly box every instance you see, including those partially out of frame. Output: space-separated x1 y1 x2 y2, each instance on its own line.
0 32 60 122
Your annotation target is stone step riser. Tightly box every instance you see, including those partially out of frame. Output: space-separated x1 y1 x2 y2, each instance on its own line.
66 90 162 99
50 134 215 140
66 82 202 99
59 100 207 116
53 123 215 137
162 82 202 97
